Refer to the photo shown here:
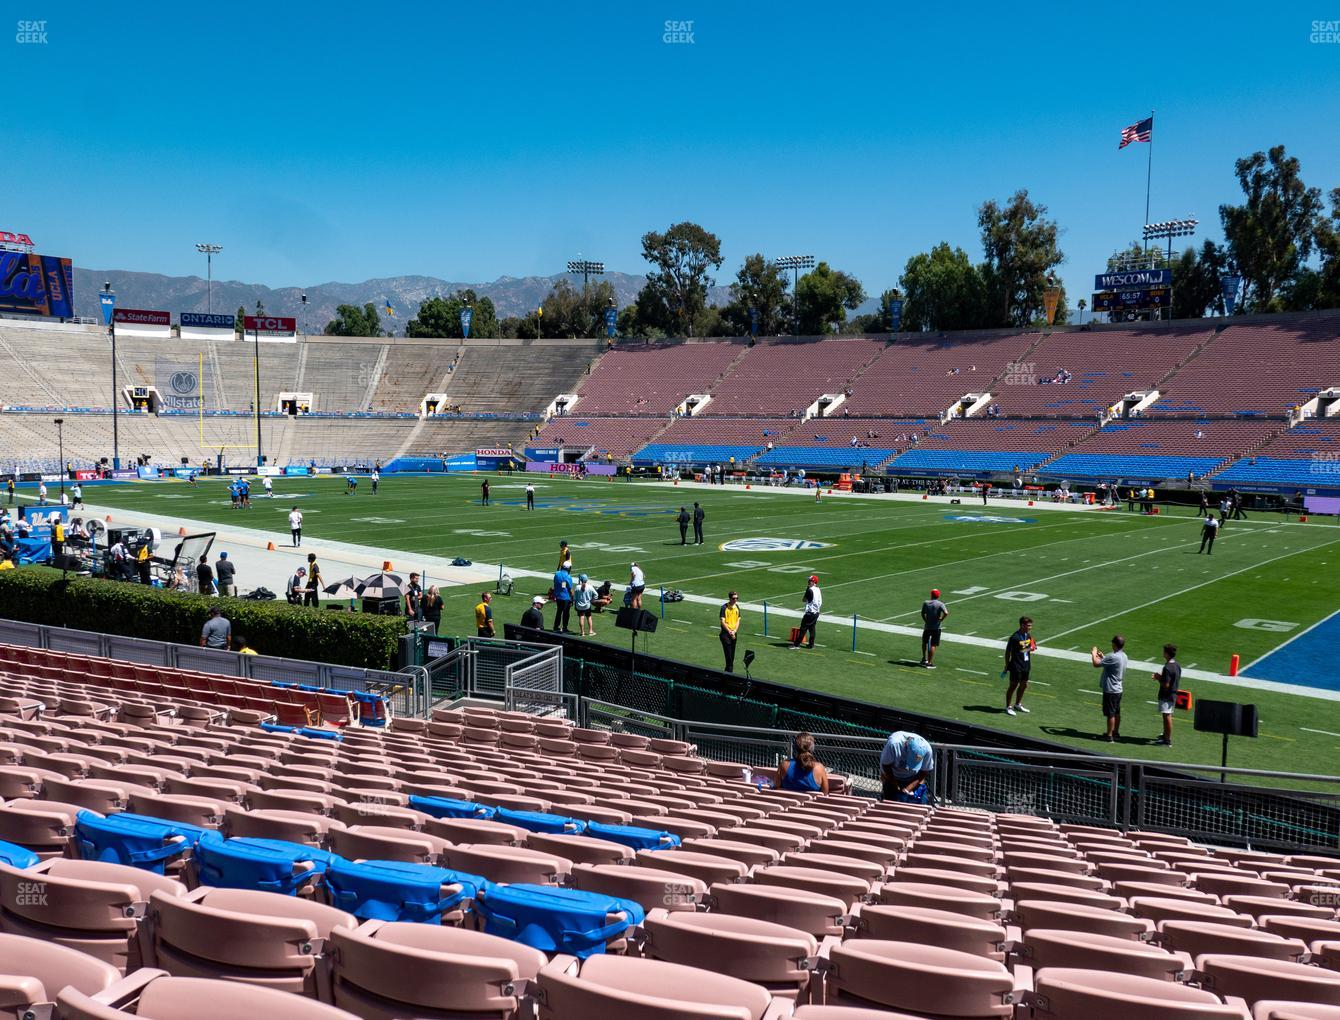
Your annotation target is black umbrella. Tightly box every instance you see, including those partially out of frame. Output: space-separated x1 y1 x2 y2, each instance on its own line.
322 576 361 599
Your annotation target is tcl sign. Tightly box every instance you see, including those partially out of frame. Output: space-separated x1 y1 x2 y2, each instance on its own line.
0 231 34 248
244 315 296 334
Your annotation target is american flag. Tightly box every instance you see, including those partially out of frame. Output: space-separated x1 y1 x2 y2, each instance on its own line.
1119 116 1153 149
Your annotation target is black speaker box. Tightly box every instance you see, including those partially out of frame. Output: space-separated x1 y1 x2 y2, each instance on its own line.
1194 699 1259 738
615 607 658 633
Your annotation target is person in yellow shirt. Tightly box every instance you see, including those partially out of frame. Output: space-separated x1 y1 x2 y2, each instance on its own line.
474 592 495 638
236 636 258 655
719 590 741 673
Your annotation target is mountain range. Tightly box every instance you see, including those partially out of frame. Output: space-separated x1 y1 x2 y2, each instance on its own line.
71 267 737 331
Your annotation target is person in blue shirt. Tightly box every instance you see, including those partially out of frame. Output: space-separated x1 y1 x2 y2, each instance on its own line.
775 732 829 794
879 730 934 803
551 565 574 633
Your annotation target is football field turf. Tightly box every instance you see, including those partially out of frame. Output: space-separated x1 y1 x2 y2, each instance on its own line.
85 473 1340 776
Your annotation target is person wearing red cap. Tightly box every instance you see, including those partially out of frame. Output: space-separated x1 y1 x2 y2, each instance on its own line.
791 574 822 650
920 588 949 668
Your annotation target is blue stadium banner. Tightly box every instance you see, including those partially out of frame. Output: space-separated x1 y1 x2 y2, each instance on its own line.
460 307 473 339
889 299 904 332
1095 268 1171 290
0 251 74 318
99 291 116 325
180 312 236 329
1221 274 1242 316
748 307 759 337
605 306 617 337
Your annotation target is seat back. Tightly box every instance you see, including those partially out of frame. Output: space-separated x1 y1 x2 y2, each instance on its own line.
324 858 489 923
475 882 644 959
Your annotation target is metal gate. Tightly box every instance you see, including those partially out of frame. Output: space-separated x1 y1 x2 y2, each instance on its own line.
426 638 568 716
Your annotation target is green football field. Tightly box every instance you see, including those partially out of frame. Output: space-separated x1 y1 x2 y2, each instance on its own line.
83 473 1340 776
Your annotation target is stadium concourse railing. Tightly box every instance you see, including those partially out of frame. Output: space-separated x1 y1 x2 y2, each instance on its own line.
0 617 430 719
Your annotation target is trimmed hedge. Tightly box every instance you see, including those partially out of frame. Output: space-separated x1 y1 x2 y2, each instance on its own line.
0 566 404 670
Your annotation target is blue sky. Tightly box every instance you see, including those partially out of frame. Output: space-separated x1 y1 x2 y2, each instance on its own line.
10 2 1340 304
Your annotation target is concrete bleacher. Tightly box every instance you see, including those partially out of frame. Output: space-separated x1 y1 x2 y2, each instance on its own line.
998 326 1214 417
1214 420 1340 487
572 341 743 414
702 339 884 416
841 333 1036 416
1149 314 1340 416
3 641 1340 1019
532 417 668 461
442 340 601 414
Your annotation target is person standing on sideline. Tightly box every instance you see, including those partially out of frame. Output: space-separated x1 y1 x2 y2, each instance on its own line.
628 561 646 610
199 606 231 649
920 589 949 668
288 506 303 547
719 590 741 672
791 575 821 649
521 595 546 631
1092 634 1128 742
1198 490 1209 517
5 478 13 504
195 556 214 596
878 730 934 803
263 475 273 498
693 502 705 545
481 479 490 506
573 574 596 636
136 543 152 585
1230 488 1247 520
71 482 83 509
1199 512 1220 555
525 482 535 510
556 540 571 571
981 482 990 506
677 506 690 545
775 732 829 794
474 592 495 637
422 585 443 635
1002 616 1036 716
1153 642 1181 747
214 551 236 597
371 468 379 495
552 562 574 632
37 481 47 505
404 572 423 621
304 553 321 607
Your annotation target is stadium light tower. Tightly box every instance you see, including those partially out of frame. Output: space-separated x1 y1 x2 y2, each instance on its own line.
567 259 605 336
53 418 64 499
195 243 222 313
1143 218 1197 320
775 255 815 337
104 282 120 470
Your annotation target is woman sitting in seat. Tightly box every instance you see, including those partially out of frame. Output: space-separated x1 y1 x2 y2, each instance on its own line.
774 732 829 794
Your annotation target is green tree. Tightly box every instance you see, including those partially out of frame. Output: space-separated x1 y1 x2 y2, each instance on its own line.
538 278 617 337
233 304 246 338
1301 187 1340 311
1219 145 1323 312
978 189 1065 327
1171 241 1228 319
637 221 724 336
722 253 789 336
406 290 499 339
795 262 865 335
323 302 383 337
899 243 988 331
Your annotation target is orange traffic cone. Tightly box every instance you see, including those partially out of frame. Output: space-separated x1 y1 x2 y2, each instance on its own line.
178 527 186 536
1027 500 1034 506
105 515 112 522
1300 514 1309 523
922 494 928 500
266 541 275 551
383 561 393 571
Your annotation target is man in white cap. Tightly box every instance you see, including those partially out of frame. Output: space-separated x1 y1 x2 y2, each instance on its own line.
791 574 821 649
521 595 546 631
919 588 949 669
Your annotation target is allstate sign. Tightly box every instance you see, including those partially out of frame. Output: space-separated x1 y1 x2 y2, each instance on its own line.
720 538 833 552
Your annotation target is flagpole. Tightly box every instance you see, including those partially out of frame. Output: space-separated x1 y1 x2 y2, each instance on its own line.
1144 109 1154 243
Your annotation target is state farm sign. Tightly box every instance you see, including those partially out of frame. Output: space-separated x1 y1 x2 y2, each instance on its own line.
113 308 171 326
244 315 297 335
